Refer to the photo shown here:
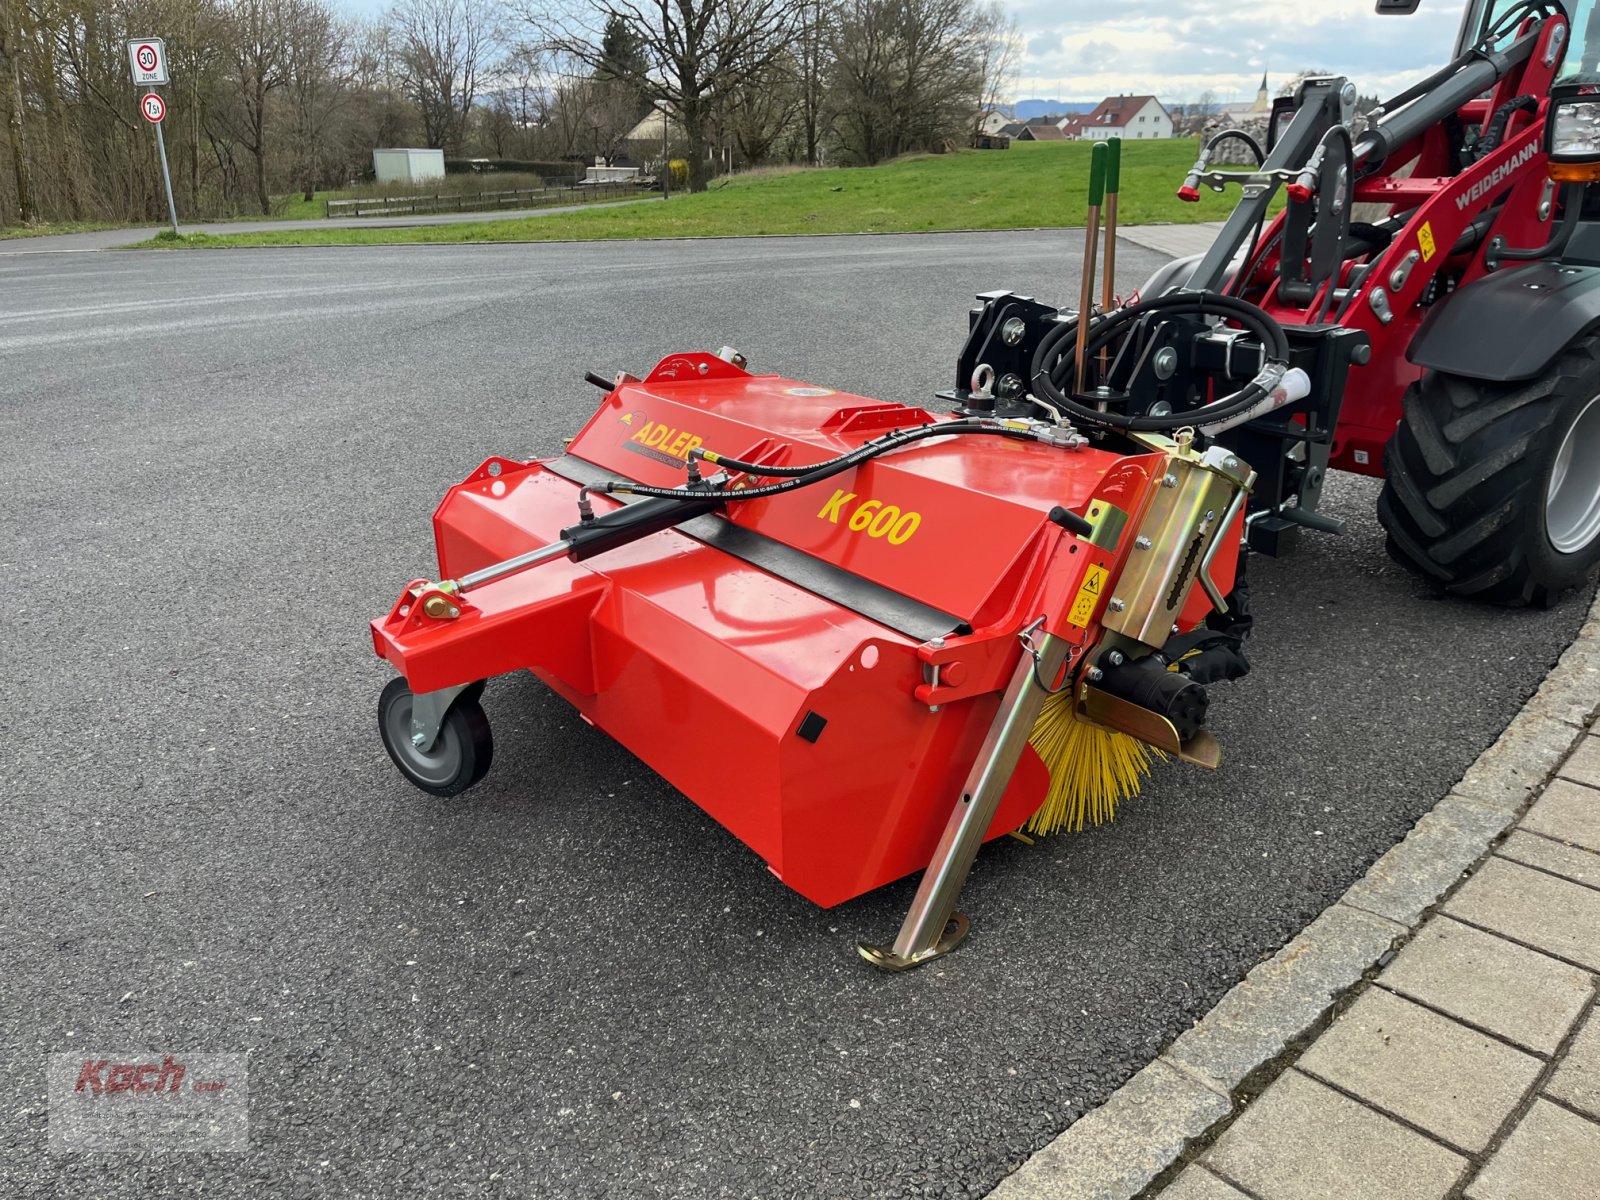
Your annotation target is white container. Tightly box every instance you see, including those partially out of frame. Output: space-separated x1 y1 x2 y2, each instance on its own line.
372 148 447 184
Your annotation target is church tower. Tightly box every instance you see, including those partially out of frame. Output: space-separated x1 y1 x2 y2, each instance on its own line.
1252 70 1270 113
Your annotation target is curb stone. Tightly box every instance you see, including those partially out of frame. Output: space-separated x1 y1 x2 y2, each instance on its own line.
987 589 1600 1200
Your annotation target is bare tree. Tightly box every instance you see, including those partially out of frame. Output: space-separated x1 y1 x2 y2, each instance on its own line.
790 0 832 165
285 3 352 200
390 0 501 151
347 18 417 152
497 41 555 132
827 0 982 165
224 0 305 214
720 52 799 166
1 0 36 221
531 0 802 191
970 0 1017 138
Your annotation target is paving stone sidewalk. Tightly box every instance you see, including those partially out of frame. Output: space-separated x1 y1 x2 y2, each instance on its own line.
1163 729 1600 1200
990 598 1600 1200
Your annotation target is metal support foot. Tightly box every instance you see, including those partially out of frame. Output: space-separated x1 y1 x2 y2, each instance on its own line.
857 913 969 972
858 632 1070 972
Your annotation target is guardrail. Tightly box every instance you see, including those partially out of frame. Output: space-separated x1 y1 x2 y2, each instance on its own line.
324 181 650 219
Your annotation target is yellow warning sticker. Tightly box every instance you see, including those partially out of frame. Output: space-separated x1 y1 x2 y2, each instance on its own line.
1418 222 1436 263
1067 565 1110 628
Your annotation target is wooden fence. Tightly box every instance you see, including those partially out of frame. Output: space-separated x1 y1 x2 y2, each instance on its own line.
325 181 649 218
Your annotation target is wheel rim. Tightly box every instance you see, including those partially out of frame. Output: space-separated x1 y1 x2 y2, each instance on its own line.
1547 394 1600 555
383 692 464 788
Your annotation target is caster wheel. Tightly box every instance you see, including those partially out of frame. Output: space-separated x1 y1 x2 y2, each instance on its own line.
378 677 493 797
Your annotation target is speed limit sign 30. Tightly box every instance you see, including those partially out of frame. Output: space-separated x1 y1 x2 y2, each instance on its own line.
127 38 169 86
127 35 179 234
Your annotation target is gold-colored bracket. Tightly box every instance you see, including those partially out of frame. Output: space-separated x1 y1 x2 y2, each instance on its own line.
857 914 970 972
1079 685 1222 769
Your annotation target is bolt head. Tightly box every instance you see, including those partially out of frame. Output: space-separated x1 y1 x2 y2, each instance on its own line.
1106 650 1125 666
1087 667 1104 683
1162 473 1179 488
1135 536 1153 550
1109 598 1126 613
411 732 427 748
1000 317 1027 346
1223 456 1239 470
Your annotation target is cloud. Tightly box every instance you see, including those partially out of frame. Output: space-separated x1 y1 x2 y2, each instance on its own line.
1006 0 1465 103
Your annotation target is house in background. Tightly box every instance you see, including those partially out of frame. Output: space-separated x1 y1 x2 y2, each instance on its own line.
1079 95 1175 140
1056 115 1087 140
1014 124 1067 142
976 111 1011 136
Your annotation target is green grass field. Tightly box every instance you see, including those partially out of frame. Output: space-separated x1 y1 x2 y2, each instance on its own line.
135 140 1245 249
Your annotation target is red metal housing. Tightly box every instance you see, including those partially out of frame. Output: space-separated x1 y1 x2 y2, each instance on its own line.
372 353 1235 907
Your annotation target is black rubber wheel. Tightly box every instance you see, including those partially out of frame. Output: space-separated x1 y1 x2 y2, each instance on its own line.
1377 335 1600 606
377 677 494 797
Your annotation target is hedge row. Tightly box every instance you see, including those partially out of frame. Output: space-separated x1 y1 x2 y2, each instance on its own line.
443 158 584 179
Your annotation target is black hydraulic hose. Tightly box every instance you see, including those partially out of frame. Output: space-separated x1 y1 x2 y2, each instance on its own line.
1205 129 1266 167
1377 48 1494 121
1031 292 1289 433
1030 315 1083 384
1483 0 1566 43
1371 0 1553 124
1230 210 1269 298
1477 95 1540 158
1356 27 1540 171
1495 183 1586 263
579 420 1038 506
687 448 836 477
1044 292 1289 380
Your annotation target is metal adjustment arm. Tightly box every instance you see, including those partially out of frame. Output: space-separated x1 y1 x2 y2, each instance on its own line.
859 629 1072 971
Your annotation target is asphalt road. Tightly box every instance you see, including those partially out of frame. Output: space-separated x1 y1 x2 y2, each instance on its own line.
2 233 1592 1198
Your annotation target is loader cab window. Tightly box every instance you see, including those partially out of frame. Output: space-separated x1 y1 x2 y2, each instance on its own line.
1467 0 1600 81
1561 3 1600 83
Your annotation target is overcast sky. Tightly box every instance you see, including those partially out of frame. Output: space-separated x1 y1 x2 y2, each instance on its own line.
1007 0 1468 104
339 0 1472 106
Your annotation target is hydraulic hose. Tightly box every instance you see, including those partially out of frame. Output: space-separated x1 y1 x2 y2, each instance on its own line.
1206 129 1266 167
1030 292 1291 433
578 419 1044 506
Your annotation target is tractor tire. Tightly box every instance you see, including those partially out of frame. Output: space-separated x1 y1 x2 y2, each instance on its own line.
1377 335 1600 606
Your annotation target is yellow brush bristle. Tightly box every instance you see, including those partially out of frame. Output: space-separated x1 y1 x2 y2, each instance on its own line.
1025 689 1166 835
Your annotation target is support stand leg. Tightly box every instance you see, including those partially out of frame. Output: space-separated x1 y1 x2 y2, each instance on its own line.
858 635 1070 972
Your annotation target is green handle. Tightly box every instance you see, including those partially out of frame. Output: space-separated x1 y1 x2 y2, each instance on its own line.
1088 142 1108 207
1105 137 1122 195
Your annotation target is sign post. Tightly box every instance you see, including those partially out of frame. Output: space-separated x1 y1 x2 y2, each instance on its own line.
128 38 179 236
